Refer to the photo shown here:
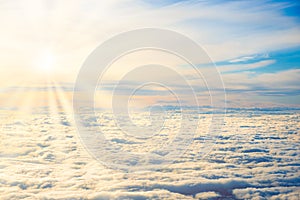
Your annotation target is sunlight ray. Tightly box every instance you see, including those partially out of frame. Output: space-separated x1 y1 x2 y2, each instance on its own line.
47 78 61 125
52 81 74 125
51 80 92 160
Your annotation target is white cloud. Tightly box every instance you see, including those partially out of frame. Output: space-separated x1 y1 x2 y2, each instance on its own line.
0 107 299 199
219 59 276 73
229 56 257 63
229 54 269 63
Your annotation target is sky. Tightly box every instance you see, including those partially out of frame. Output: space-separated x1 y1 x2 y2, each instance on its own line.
0 0 299 109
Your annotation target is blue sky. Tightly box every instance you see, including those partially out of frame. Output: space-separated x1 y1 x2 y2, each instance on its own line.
0 0 299 108
143 0 300 107
214 47 300 73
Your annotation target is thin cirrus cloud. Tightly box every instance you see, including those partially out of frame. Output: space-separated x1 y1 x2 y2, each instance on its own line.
218 60 276 73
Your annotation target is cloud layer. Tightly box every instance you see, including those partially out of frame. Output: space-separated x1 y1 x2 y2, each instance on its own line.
0 108 299 199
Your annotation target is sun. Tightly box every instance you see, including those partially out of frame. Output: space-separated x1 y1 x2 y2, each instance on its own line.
35 50 56 73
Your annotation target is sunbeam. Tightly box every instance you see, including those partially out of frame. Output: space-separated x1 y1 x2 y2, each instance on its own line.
53 81 73 124
47 79 60 125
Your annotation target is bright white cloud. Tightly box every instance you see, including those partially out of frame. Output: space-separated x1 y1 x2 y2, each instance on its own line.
1 109 299 199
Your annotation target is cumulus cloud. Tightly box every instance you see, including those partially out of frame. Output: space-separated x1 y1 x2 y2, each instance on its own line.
1 103 299 199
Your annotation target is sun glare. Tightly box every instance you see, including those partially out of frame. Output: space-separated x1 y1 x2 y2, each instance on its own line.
36 51 56 73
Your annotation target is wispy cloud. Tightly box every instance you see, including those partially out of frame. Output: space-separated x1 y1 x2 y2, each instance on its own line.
229 54 269 63
218 60 276 73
